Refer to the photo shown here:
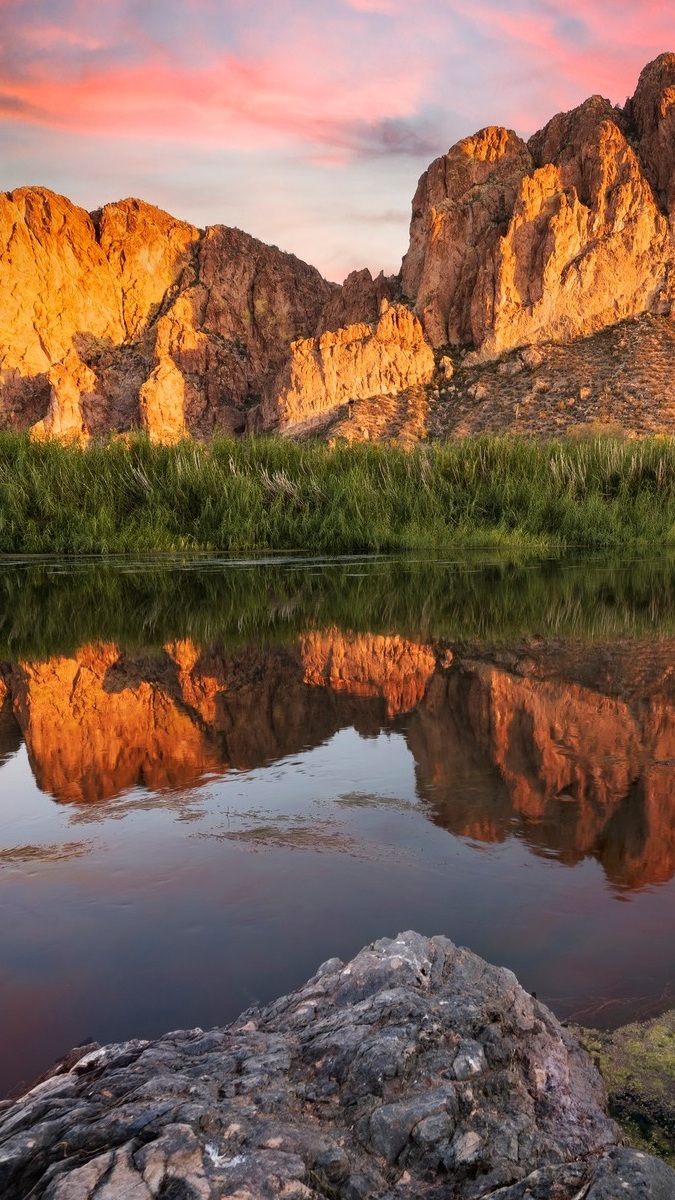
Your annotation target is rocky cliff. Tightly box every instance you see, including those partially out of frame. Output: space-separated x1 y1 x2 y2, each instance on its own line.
0 188 412 442
0 191 343 441
271 303 434 429
402 53 675 361
3 54 675 441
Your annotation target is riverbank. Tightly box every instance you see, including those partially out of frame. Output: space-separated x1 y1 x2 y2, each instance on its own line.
1 932 673 1199
3 433 675 554
575 1011 675 1167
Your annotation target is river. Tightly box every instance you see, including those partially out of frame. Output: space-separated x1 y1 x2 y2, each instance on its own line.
1 552 674 1098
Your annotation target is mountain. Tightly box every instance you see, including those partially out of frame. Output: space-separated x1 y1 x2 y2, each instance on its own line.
2 53 675 443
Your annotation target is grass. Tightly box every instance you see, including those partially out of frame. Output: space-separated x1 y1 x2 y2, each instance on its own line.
2 432 675 555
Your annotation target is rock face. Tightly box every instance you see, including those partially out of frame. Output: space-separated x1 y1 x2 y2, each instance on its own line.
4 56 675 438
402 52 675 360
628 53 675 223
272 303 435 428
31 349 103 443
0 190 125 429
0 190 341 440
2 930 673 1200
401 127 534 348
0 189 428 442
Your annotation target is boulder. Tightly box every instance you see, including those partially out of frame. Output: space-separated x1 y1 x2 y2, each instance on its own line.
1 931 672 1198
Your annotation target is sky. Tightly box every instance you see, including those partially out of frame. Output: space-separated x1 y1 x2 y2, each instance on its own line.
1 2 675 282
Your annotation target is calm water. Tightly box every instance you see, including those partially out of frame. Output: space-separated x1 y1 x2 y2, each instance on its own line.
2 553 675 1098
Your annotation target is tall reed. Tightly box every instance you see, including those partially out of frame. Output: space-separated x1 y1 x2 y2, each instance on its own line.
1 433 675 554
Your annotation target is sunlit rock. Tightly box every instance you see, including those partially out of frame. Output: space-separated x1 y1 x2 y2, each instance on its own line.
272 303 435 428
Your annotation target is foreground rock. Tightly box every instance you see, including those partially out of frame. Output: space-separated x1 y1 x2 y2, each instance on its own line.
1 932 673 1199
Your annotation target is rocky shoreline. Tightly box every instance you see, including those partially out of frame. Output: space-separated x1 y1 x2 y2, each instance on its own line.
1 932 673 1199
575 1012 675 1170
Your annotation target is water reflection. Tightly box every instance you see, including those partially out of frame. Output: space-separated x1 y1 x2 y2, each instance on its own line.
2 554 675 1097
3 628 675 890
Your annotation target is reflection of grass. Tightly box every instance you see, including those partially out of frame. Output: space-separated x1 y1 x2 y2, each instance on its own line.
0 841 91 866
3 432 675 557
4 548 675 661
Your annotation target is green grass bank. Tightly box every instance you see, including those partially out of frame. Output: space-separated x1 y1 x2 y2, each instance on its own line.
3 432 675 554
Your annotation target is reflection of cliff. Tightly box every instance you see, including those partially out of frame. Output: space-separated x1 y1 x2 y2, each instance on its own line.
2 633 429 803
300 630 436 717
2 632 675 889
8 645 221 802
407 660 675 890
0 673 21 767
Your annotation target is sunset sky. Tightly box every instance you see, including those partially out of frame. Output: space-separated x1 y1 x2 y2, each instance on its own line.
1 1 675 280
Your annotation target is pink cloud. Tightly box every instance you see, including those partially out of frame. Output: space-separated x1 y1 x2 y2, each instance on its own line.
2 1 674 156
0 55 427 155
343 0 398 12
0 4 435 157
21 25 107 52
448 1 675 123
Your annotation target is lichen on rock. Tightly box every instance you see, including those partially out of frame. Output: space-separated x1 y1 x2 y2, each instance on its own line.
575 1009 675 1167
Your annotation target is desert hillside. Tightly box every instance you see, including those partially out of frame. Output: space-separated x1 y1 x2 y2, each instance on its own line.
3 53 675 443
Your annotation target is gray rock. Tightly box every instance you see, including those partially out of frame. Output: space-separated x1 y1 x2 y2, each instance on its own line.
368 1084 456 1162
452 1040 487 1080
586 1146 675 1199
1 931 673 1198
